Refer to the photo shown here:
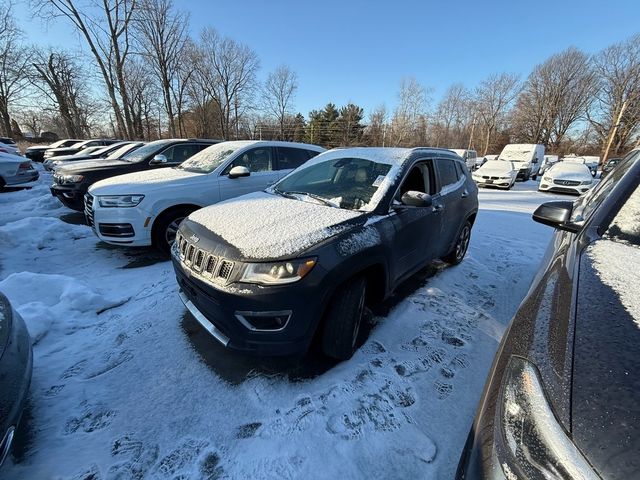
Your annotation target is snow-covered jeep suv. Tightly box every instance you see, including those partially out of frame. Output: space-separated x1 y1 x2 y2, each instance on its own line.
172 147 479 360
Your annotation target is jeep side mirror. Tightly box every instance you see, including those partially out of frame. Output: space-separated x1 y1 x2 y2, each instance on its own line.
150 154 168 165
532 201 580 233
228 165 251 179
400 191 433 208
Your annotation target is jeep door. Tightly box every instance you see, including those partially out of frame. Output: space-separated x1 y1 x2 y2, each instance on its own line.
217 147 280 200
435 158 469 257
390 159 444 283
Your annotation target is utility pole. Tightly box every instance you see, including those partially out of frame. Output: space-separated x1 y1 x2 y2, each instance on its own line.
602 100 628 163
467 114 476 150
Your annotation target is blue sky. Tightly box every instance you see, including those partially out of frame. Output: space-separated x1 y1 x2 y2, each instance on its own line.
15 0 640 116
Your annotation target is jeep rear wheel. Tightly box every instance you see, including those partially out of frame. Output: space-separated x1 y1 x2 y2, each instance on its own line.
152 207 195 255
321 276 367 360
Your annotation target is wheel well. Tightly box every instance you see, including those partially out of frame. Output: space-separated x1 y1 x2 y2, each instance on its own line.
152 203 201 235
467 212 477 227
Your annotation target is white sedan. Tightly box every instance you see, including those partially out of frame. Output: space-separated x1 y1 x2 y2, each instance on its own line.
538 162 595 195
471 160 517 189
0 152 39 188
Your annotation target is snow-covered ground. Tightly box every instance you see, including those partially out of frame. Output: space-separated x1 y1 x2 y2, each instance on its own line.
0 168 567 479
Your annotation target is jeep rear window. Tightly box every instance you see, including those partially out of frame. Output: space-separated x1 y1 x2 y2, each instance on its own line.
274 157 392 211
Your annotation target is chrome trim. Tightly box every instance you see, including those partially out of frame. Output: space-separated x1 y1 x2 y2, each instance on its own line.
235 310 292 332
0 426 15 467
178 290 230 346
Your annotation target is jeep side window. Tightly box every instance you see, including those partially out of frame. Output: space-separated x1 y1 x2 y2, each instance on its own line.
398 161 435 197
223 148 274 174
436 159 459 188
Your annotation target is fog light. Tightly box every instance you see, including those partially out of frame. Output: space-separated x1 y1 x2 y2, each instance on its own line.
235 310 292 331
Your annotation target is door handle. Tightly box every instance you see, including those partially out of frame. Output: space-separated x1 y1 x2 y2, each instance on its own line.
461 190 469 198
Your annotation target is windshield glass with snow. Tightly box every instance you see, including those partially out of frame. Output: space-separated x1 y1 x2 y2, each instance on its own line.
273 157 392 211
106 143 141 160
121 140 174 163
176 143 241 173
499 147 533 162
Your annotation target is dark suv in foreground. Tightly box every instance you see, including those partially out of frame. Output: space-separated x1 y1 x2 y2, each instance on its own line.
51 138 219 211
457 148 640 480
172 147 478 359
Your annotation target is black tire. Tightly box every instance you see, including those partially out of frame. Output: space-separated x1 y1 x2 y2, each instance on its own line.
443 221 472 265
152 207 195 254
0 177 5 190
531 174 537 181
321 276 367 360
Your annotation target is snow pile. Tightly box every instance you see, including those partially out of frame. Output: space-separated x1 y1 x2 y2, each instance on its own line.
0 217 90 249
587 240 640 321
0 272 129 344
188 191 363 259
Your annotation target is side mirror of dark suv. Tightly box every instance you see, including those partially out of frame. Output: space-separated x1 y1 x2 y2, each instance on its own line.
532 201 580 232
400 191 433 208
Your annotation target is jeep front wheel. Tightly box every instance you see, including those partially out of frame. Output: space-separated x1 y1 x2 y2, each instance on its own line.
321 276 367 360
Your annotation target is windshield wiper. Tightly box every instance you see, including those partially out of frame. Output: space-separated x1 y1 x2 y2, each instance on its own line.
276 189 338 208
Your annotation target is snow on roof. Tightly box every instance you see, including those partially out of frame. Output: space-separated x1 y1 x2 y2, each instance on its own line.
304 147 411 168
188 191 363 259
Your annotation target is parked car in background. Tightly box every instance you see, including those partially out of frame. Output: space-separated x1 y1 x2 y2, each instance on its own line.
0 152 39 189
457 149 640 480
43 139 120 160
0 138 20 156
601 157 622 177
539 154 559 175
0 292 33 469
51 139 219 211
24 138 82 162
172 147 478 360
472 160 517 189
498 144 544 181
44 141 143 171
450 149 478 170
87 141 325 253
538 162 595 195
563 154 598 176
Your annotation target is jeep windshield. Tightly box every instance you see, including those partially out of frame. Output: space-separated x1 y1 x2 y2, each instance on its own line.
273 157 392 211
176 142 242 173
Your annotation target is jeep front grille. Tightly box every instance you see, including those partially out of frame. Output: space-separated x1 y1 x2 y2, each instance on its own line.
175 232 235 284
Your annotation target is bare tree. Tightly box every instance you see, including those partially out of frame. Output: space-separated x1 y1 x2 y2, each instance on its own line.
390 77 432 146
474 73 520 155
433 83 471 147
35 0 139 139
262 65 298 140
134 0 188 137
190 28 259 140
512 48 596 147
365 104 388 146
588 34 640 160
0 2 30 137
31 49 94 137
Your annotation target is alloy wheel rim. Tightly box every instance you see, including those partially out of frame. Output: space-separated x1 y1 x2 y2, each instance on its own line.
456 225 470 260
352 286 366 348
165 217 185 245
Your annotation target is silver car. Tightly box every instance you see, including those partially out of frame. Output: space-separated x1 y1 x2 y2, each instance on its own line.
0 152 39 189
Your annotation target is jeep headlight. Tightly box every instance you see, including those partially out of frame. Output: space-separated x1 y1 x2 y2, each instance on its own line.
497 356 598 480
97 195 145 208
239 258 317 285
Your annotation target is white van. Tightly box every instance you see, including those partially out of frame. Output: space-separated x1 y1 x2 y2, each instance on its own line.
497 144 545 181
449 149 478 170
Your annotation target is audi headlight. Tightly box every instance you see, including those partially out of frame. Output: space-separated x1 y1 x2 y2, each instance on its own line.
97 195 145 208
239 258 317 285
497 356 598 480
